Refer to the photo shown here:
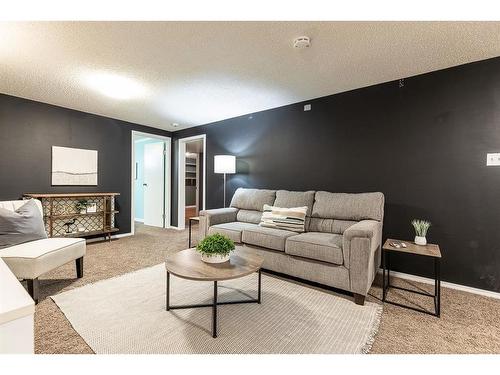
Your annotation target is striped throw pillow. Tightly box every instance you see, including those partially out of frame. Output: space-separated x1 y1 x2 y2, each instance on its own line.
259 204 308 233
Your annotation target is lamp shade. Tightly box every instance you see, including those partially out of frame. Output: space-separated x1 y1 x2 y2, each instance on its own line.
214 155 236 174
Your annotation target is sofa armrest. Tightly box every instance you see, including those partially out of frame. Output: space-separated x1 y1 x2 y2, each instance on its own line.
199 208 239 238
343 220 383 296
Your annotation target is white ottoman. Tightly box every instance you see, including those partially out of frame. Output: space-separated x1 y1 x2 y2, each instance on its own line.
0 238 86 303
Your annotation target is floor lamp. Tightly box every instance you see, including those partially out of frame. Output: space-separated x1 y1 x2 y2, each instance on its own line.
214 155 236 208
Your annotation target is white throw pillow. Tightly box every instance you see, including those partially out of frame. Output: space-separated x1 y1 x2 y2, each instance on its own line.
259 204 307 232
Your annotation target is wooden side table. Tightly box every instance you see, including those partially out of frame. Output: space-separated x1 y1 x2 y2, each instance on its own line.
382 239 441 317
188 216 200 248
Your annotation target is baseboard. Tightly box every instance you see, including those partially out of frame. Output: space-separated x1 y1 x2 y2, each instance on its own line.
85 232 133 243
378 269 500 300
168 226 184 231
113 232 133 239
134 218 144 223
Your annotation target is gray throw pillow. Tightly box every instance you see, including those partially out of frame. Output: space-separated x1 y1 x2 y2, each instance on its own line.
0 200 47 249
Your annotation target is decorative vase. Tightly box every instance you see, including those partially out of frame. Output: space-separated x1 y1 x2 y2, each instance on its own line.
415 236 427 246
201 253 230 263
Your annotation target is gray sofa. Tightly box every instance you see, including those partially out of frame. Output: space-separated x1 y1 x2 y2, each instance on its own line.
199 188 384 305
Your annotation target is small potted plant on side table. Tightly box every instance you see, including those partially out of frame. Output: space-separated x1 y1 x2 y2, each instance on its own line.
196 233 235 263
75 199 89 214
412 219 431 245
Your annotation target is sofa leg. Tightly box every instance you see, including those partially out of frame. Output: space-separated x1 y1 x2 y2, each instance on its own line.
76 257 84 278
353 293 366 306
27 278 39 304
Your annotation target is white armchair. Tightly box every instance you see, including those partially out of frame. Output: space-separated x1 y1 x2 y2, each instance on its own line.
0 200 86 303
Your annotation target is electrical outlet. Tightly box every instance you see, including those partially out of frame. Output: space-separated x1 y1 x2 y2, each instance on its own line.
304 104 311 111
486 153 500 166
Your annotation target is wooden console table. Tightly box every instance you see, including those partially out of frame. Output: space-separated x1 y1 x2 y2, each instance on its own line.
23 193 120 242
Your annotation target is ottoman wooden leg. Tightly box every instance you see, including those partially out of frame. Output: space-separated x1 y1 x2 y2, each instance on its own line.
27 278 39 304
76 257 84 278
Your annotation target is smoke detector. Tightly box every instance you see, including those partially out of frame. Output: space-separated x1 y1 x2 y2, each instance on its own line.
171 122 179 128
293 36 311 49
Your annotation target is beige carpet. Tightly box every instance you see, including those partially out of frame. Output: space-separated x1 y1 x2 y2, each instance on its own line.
32 223 500 354
51 264 382 354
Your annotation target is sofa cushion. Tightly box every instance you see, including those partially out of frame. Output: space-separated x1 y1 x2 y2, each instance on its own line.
307 218 357 234
208 222 259 243
273 190 315 217
236 210 262 224
285 232 344 265
312 192 384 221
230 188 276 211
0 199 47 249
0 238 86 279
242 226 298 252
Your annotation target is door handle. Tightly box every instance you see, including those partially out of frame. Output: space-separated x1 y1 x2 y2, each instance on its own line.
143 183 148 187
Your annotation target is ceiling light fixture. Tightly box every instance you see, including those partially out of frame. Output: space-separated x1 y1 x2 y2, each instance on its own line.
293 36 311 49
83 71 147 100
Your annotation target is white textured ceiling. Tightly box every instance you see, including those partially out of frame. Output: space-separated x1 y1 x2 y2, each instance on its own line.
1 21 500 131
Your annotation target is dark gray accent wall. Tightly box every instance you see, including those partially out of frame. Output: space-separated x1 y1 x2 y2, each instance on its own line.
0 94 172 234
173 57 500 293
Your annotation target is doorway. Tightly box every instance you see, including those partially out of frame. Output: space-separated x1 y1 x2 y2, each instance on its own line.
132 131 171 234
177 134 206 229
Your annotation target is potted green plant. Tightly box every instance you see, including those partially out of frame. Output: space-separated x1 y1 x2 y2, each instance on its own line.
196 233 235 263
75 199 89 214
411 219 431 245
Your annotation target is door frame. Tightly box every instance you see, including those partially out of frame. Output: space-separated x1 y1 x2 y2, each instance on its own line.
177 134 206 230
131 130 171 235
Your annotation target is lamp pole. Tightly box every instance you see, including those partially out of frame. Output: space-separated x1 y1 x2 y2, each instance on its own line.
223 173 227 208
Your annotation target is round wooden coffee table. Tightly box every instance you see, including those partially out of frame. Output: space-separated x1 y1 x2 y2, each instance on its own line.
165 247 263 338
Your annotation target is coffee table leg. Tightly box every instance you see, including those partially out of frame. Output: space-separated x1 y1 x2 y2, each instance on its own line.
166 271 170 311
212 281 218 338
166 271 261 338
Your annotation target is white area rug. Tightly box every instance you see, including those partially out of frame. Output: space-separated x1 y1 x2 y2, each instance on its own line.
52 264 382 354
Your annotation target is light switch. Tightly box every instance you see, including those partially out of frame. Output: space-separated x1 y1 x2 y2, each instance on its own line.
486 153 500 166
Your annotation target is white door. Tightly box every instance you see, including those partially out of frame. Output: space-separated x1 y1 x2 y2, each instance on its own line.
144 142 164 227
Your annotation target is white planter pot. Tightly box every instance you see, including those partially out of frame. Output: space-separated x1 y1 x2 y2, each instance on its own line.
200 253 230 264
415 236 427 246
